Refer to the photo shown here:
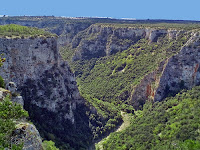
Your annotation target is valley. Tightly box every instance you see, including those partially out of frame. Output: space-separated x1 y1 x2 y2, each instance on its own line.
0 17 200 149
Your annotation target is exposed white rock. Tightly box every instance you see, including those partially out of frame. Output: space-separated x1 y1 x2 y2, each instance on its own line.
154 33 200 101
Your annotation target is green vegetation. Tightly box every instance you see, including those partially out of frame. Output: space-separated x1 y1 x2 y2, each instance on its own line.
60 24 193 145
68 31 190 106
96 22 200 30
0 76 5 88
102 86 200 150
95 111 132 150
0 96 28 149
0 94 60 150
43 140 59 150
85 95 122 140
0 24 56 38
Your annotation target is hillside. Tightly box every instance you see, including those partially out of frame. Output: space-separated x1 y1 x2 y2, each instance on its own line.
1 18 200 149
61 23 194 107
59 22 200 149
101 86 200 150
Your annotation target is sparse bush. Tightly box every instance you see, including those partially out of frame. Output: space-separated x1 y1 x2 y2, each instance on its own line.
0 76 5 88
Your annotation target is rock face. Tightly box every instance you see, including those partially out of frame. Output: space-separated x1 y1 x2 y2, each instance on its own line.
0 37 82 121
154 32 200 101
130 32 200 108
130 60 168 108
0 37 91 148
12 122 43 150
0 86 43 150
57 23 91 46
71 25 178 60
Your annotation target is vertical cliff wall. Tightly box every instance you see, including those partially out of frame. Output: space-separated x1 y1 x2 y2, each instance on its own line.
154 32 200 101
0 37 92 149
130 31 200 108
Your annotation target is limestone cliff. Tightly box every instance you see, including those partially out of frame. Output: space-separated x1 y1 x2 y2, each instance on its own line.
154 32 200 100
69 24 179 61
130 31 200 107
0 37 92 148
1 18 200 147
0 17 92 48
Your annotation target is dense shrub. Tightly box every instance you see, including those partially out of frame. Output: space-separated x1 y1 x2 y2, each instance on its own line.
102 86 200 149
66 31 190 106
42 140 59 150
0 24 56 38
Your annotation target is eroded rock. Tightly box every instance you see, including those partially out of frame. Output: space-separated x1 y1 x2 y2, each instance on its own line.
71 25 178 60
12 122 43 150
0 36 91 147
130 32 200 107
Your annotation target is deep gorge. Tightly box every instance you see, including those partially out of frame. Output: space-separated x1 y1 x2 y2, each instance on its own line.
0 17 200 149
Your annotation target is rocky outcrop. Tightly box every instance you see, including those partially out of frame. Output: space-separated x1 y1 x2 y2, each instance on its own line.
6 82 24 106
154 32 200 101
130 31 200 107
71 25 179 60
57 23 91 46
130 60 168 108
0 86 43 149
0 37 92 148
12 122 43 150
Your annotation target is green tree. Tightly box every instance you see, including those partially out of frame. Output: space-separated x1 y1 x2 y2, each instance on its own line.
42 140 59 150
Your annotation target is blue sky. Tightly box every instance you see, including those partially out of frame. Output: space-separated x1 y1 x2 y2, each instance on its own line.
1 0 199 20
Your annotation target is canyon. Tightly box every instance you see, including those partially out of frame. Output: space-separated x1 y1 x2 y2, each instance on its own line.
0 17 200 149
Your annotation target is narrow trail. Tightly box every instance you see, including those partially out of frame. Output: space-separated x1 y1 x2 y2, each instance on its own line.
95 111 131 150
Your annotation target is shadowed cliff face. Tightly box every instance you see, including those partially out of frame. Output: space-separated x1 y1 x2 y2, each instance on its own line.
0 37 92 148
